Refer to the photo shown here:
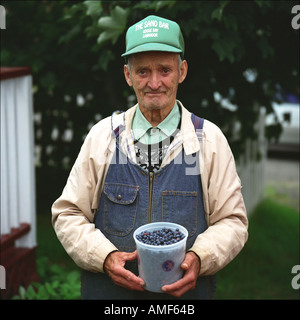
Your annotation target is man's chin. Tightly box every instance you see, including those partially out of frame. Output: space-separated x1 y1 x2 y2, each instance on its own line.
142 98 167 110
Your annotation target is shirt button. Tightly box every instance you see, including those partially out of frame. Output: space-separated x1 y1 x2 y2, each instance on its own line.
117 194 122 200
151 128 158 135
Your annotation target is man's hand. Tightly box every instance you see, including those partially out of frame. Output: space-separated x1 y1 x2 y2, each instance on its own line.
104 250 145 291
161 251 201 297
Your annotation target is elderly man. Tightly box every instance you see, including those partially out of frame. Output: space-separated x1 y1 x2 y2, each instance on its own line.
52 15 248 300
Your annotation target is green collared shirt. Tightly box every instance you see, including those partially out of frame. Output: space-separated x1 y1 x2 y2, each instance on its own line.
132 102 181 144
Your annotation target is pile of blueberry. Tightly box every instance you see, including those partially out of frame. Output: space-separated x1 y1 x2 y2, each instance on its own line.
135 227 185 246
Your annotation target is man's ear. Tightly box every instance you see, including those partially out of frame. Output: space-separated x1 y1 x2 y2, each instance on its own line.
178 60 188 84
124 65 133 87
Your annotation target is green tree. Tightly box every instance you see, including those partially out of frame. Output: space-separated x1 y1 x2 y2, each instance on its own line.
1 0 298 210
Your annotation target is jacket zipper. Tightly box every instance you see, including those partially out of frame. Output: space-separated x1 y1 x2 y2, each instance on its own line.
147 172 154 223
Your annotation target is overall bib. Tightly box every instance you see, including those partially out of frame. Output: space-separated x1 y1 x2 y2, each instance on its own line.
81 114 216 299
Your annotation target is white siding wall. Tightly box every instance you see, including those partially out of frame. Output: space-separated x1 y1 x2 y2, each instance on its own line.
1 74 36 248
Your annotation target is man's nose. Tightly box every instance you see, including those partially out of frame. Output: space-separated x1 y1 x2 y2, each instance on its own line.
148 72 161 90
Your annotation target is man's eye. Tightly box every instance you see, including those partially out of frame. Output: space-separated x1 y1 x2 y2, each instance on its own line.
162 68 170 74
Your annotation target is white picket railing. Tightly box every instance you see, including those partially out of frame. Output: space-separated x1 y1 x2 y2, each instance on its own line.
236 108 267 216
0 67 36 248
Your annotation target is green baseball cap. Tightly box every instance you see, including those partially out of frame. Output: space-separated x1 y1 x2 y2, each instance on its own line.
122 15 184 58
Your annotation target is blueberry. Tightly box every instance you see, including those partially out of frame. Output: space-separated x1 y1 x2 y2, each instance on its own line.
136 227 186 246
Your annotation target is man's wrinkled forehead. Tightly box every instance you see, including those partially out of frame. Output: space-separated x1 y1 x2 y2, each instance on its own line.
127 51 180 68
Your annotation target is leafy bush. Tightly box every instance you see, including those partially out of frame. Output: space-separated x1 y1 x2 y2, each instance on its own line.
13 257 81 300
3 1 297 210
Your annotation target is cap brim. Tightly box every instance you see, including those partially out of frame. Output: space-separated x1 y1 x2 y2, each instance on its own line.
122 42 182 57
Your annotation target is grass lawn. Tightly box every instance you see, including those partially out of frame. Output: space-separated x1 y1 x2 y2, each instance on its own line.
36 213 76 271
215 199 299 299
35 196 299 300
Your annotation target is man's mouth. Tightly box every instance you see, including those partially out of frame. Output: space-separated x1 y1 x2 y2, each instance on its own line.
145 92 164 96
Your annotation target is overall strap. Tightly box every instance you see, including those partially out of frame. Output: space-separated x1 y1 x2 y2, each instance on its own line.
191 113 204 141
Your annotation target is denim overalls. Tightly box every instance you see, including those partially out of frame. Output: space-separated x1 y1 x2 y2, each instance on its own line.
81 113 216 299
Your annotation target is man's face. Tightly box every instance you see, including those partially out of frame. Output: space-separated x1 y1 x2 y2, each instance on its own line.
124 51 187 113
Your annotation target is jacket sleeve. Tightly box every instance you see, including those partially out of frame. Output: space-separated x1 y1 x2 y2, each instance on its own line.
189 121 248 276
51 120 118 273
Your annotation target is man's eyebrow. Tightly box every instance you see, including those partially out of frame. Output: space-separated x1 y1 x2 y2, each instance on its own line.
158 63 173 69
134 63 174 71
134 65 148 71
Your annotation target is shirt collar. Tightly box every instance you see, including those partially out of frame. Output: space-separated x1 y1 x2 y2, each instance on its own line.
157 102 180 136
132 102 181 141
131 105 152 141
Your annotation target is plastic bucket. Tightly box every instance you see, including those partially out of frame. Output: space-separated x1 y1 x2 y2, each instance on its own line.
133 222 188 293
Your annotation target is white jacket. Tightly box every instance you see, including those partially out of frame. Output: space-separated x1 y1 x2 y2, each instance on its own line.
52 101 248 276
